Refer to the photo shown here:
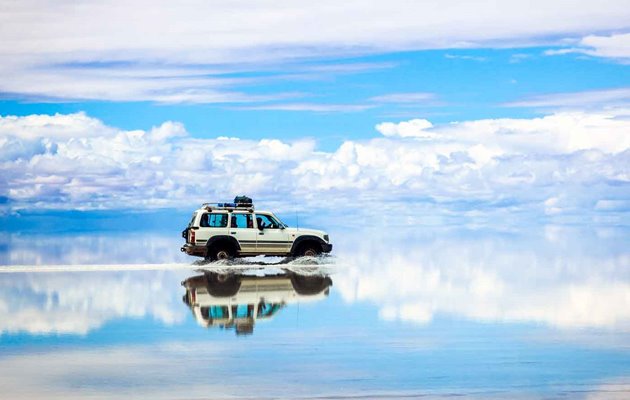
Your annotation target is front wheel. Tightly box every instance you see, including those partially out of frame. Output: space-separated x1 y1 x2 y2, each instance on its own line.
290 274 332 295
297 243 321 257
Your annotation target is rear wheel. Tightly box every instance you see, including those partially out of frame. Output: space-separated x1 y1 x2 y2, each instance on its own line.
205 272 241 297
206 244 234 261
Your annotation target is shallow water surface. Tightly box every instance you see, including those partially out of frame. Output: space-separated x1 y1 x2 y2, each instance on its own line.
0 226 628 399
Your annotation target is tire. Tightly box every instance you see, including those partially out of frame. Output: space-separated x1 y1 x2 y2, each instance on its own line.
290 274 332 295
297 242 321 257
205 273 241 297
206 243 234 261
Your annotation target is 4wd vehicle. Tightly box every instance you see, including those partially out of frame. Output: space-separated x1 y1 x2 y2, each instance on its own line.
181 196 332 260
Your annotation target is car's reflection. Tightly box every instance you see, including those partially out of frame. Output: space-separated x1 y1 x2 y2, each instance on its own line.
181 269 332 335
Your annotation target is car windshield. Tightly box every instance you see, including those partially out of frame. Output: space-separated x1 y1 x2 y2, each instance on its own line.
257 302 282 318
277 216 288 228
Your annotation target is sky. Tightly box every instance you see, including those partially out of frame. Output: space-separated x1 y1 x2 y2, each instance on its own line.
0 1 629 224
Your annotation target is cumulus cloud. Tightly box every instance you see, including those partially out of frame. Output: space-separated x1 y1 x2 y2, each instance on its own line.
379 111 630 154
1 111 628 221
403 112 630 154
375 119 436 138
1 1 630 101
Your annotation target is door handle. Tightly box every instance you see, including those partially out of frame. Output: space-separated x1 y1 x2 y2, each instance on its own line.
259 232 264 235
231 231 236 234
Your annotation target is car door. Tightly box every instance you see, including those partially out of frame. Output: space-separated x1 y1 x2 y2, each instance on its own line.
255 213 291 254
229 212 257 254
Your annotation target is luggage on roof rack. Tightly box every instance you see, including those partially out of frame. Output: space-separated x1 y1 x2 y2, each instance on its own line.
234 195 253 207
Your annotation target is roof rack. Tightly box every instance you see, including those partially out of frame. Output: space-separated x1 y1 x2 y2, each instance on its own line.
201 202 255 211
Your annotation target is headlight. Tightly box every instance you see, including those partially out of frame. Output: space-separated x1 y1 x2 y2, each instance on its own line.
323 234 329 242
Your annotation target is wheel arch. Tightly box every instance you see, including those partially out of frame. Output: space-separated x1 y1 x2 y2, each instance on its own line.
290 235 326 256
206 235 241 251
290 274 333 295
205 272 242 297
205 235 241 258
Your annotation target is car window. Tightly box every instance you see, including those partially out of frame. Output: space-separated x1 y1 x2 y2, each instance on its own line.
188 212 197 227
232 304 255 318
200 306 229 320
230 213 253 228
200 213 228 228
209 306 229 319
256 214 281 229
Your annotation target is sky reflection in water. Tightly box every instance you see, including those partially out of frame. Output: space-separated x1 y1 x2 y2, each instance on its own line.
0 226 628 398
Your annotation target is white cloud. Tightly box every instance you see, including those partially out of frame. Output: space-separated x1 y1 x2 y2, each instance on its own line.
509 53 533 63
579 33 630 60
0 112 117 140
545 33 630 63
505 87 630 109
4 1 626 57
444 54 487 61
229 103 374 113
375 119 435 137
0 111 628 221
421 112 630 154
233 93 441 112
302 62 398 73
369 93 436 104
1 1 630 101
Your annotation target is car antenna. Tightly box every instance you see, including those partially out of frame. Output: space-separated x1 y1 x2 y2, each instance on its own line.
295 207 299 231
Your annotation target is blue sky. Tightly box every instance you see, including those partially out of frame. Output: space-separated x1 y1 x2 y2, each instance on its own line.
2 48 629 144
0 1 629 223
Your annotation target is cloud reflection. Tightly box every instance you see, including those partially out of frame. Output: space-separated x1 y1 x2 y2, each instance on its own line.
0 232 187 266
0 270 185 334
334 226 630 329
0 226 628 335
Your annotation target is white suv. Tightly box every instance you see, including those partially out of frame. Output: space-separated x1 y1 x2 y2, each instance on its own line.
181 199 332 260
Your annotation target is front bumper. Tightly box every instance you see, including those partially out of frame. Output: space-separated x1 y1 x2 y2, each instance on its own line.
321 243 333 253
181 244 206 257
